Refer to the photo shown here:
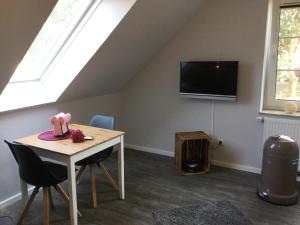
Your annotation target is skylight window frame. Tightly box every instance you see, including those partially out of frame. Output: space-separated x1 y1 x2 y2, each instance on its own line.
9 0 100 84
39 0 103 86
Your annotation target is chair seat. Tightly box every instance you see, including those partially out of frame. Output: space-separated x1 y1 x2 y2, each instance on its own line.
44 161 67 183
76 147 113 166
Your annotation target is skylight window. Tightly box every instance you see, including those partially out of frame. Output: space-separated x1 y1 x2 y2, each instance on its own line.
10 0 94 83
0 0 136 112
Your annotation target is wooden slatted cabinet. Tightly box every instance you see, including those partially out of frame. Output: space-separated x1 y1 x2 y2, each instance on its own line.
175 131 211 176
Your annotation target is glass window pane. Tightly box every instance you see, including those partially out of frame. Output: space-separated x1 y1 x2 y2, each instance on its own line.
277 37 300 70
9 0 90 83
275 70 300 100
279 7 300 37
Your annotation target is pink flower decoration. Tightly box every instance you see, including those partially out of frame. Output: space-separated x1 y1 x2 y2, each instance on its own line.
71 129 85 143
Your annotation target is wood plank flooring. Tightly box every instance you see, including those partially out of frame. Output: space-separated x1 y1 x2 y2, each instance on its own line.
1 149 300 225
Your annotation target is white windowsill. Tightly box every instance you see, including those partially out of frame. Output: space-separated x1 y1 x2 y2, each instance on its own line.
259 109 300 118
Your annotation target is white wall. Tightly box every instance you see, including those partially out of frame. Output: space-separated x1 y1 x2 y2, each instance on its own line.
120 0 268 172
0 93 121 203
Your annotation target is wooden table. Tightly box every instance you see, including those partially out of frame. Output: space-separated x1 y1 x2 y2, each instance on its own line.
15 124 125 225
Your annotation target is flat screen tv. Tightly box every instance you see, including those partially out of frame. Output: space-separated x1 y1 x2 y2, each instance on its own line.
180 61 238 101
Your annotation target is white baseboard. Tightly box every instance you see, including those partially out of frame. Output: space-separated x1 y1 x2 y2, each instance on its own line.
125 143 261 174
212 160 261 174
0 186 34 209
125 143 174 157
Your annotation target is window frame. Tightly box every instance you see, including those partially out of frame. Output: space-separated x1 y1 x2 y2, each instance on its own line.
261 0 300 112
9 0 98 84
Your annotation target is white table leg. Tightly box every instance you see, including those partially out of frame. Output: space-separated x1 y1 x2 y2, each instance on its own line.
67 158 78 225
118 135 125 199
20 178 28 207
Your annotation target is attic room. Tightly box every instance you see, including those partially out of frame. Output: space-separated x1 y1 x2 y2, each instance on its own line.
0 0 300 224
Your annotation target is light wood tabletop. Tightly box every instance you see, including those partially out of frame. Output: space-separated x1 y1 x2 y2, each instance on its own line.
15 124 125 156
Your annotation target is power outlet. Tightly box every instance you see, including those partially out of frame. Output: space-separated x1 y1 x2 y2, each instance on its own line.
218 139 224 145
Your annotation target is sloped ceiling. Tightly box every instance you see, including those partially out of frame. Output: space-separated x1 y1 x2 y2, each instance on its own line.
59 0 205 101
0 0 58 94
0 0 205 102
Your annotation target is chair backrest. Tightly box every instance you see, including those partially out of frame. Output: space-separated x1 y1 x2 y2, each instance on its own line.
89 115 115 158
89 114 115 130
4 140 55 187
4 140 18 163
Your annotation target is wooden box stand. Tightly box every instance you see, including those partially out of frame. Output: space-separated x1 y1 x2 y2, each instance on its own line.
175 131 211 176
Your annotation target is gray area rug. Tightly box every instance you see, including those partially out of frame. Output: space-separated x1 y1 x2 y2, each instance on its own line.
152 200 253 225
0 216 13 225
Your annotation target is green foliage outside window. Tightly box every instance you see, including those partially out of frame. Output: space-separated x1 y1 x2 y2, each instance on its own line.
277 7 300 82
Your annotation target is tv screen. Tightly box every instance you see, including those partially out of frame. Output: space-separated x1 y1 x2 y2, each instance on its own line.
180 61 238 100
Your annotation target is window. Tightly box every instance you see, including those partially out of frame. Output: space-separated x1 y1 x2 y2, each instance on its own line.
0 0 136 112
261 0 300 112
276 5 300 100
10 0 94 83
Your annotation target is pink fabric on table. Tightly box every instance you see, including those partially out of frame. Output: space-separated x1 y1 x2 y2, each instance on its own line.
38 130 73 141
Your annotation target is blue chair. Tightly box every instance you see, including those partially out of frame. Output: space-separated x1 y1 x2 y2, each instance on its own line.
75 114 118 208
4 140 80 225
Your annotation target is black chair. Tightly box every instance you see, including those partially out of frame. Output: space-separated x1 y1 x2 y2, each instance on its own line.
4 140 80 225
75 114 118 208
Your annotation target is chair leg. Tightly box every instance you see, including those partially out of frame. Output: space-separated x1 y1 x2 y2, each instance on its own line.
17 186 39 225
97 162 119 191
55 184 82 217
48 187 54 210
43 187 50 225
89 164 97 208
76 166 86 184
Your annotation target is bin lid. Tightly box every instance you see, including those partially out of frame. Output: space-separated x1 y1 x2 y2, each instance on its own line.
264 135 299 156
272 135 295 143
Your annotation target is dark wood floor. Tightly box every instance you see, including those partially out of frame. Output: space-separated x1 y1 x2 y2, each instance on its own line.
1 149 300 225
